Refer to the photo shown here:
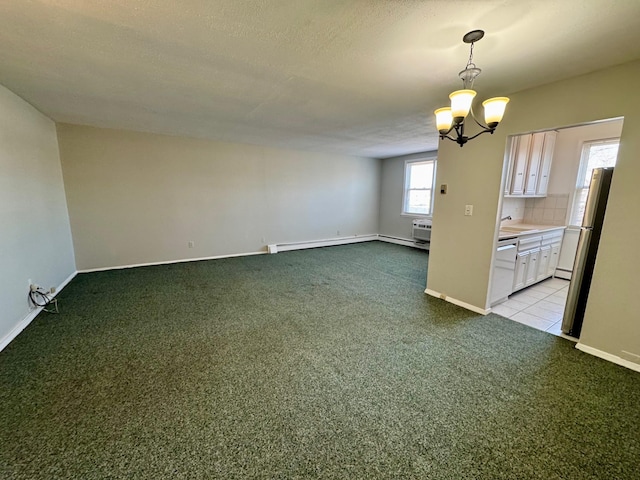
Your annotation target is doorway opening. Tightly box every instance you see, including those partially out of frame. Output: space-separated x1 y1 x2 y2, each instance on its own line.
491 117 624 339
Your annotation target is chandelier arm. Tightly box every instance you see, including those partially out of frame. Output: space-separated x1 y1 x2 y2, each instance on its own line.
438 121 463 139
440 125 456 137
468 105 490 130
465 128 495 142
438 123 470 147
440 134 459 143
440 134 468 147
439 124 493 146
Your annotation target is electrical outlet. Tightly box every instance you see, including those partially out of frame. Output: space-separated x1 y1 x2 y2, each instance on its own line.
188 241 194 248
50 286 56 294
337 230 340 236
465 205 473 216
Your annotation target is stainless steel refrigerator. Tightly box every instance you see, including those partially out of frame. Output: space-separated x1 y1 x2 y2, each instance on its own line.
562 167 614 337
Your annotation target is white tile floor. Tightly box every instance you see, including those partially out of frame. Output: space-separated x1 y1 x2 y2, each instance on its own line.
492 277 577 341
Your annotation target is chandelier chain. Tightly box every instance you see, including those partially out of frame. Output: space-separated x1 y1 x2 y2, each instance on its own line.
466 41 476 69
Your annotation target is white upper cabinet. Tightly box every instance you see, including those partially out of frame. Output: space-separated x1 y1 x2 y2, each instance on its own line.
509 134 531 195
524 132 545 195
536 131 557 196
505 130 557 197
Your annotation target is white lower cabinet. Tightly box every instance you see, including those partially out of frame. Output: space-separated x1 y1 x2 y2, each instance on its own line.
537 246 551 282
547 244 560 276
511 228 565 293
525 249 540 285
513 251 530 291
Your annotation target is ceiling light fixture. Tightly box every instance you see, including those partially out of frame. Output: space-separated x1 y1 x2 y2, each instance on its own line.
434 30 509 147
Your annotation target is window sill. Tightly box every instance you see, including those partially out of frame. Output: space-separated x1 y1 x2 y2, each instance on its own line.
401 213 432 218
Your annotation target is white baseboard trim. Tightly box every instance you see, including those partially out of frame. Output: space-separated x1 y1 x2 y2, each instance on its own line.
0 270 78 352
377 235 422 248
424 288 490 315
274 234 378 253
575 343 640 373
78 250 267 273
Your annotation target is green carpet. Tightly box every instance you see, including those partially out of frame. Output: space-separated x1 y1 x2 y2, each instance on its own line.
1 241 638 479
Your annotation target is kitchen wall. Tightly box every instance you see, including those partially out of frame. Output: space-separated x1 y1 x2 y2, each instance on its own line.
547 120 623 196
500 197 525 224
57 124 381 271
427 59 640 369
522 120 623 226
379 151 437 240
0 85 76 348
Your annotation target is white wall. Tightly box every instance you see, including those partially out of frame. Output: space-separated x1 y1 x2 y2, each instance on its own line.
379 151 437 240
427 59 640 368
0 85 76 347
57 124 381 270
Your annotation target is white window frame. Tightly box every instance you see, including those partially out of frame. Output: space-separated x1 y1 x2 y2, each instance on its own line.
569 138 619 226
401 156 437 217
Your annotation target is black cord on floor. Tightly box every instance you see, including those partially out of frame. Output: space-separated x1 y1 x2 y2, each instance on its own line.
28 289 59 314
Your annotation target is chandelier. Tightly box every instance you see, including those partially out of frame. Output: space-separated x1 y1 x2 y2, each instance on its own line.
434 30 509 147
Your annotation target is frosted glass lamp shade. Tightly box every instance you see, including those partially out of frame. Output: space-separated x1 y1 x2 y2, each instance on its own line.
482 97 510 127
449 89 476 122
434 107 453 134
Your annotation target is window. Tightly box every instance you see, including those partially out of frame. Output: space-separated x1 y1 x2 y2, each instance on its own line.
569 138 619 225
403 158 436 216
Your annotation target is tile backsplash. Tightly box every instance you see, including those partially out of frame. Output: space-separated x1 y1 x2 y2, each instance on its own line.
524 193 569 226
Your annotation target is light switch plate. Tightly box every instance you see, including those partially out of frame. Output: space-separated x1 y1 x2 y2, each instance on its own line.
465 205 473 216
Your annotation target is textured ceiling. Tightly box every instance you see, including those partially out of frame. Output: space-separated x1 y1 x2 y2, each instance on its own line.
1 1 640 158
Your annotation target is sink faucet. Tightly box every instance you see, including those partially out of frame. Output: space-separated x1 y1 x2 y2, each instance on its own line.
501 215 512 222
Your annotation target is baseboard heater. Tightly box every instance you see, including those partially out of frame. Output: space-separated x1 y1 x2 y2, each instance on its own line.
554 268 572 280
267 234 378 254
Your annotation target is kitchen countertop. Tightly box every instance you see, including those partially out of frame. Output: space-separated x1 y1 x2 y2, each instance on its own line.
498 224 566 241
